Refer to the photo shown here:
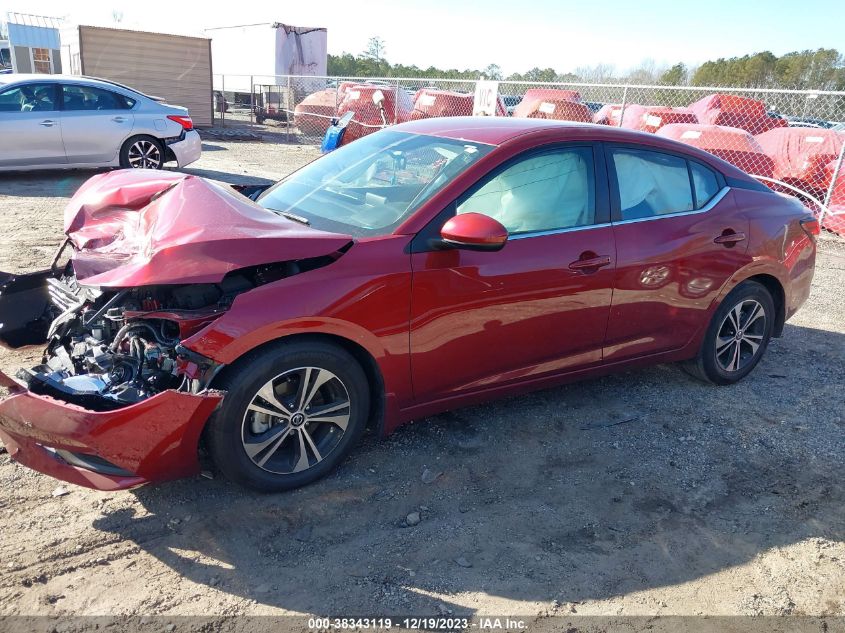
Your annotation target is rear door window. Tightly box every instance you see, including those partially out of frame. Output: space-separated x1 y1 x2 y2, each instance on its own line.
610 148 694 220
62 85 134 111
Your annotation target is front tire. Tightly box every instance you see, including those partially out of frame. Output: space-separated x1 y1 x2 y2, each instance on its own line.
684 280 775 385
120 135 165 169
206 340 370 492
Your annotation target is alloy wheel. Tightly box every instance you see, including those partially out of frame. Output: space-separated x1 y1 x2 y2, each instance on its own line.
241 367 351 474
127 139 162 169
714 299 767 373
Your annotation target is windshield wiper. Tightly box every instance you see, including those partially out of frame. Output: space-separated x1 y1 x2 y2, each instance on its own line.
269 209 310 225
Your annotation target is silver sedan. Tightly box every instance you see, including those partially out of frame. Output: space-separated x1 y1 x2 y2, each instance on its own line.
0 74 201 171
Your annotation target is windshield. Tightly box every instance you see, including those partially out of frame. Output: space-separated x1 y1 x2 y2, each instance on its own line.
256 130 493 236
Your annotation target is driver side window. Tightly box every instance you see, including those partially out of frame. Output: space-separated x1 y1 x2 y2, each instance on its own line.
457 147 595 235
0 83 58 112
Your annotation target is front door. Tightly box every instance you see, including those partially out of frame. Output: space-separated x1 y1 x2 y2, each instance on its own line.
0 82 65 167
409 144 616 402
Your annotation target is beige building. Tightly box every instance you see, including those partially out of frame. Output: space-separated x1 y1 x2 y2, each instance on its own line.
62 25 213 127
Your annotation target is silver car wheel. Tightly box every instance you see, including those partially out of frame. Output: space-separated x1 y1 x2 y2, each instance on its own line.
715 299 767 373
127 139 162 169
241 366 351 474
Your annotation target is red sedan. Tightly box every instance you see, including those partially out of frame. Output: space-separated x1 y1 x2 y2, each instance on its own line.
0 118 818 492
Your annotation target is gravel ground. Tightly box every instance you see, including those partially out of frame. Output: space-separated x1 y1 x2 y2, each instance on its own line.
0 134 843 623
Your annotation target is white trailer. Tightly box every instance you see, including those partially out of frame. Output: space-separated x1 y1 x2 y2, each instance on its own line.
206 22 327 94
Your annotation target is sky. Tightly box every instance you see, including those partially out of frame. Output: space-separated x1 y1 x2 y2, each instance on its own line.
3 0 843 76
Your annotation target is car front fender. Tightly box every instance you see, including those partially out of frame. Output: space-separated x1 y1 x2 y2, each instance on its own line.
178 239 414 429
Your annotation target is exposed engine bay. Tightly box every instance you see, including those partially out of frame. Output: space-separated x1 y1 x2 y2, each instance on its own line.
11 259 322 411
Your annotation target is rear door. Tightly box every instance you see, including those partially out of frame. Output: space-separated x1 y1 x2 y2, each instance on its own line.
603 144 751 362
0 82 65 167
409 143 616 402
59 84 136 164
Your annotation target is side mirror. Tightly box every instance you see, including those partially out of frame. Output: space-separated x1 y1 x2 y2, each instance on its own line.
440 213 508 252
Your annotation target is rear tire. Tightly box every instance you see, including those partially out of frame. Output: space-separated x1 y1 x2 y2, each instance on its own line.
683 280 775 385
206 340 370 492
119 135 164 169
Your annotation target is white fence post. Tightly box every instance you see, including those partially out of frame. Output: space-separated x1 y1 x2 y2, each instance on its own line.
287 75 292 141
822 141 845 225
249 75 254 125
618 85 629 127
335 80 342 116
394 80 399 125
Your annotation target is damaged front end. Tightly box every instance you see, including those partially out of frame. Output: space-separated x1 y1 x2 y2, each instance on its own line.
0 253 333 489
1 248 312 408
7 262 222 408
1 169 352 410
0 255 234 487
0 170 353 489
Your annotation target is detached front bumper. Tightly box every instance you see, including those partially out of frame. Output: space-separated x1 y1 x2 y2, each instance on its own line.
168 130 202 168
0 371 223 491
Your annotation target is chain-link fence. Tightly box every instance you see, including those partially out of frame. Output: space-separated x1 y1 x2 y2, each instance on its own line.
211 74 845 235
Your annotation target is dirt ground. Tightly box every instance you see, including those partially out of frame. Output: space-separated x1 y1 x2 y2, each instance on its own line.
0 134 844 625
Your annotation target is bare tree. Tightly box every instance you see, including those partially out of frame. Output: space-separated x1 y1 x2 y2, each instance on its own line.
627 58 666 84
362 36 387 64
574 63 616 83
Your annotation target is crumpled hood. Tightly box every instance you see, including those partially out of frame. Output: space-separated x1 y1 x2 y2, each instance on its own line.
63 170 352 287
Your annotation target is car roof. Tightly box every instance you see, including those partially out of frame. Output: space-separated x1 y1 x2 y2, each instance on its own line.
393 116 697 147
393 116 757 181
0 74 149 97
393 116 593 145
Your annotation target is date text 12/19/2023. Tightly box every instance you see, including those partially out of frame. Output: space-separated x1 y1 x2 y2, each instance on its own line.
307 617 528 631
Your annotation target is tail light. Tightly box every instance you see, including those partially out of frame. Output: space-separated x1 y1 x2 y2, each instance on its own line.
800 217 821 237
167 115 193 131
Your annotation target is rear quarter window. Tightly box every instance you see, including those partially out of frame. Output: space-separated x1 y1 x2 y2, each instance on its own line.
690 161 721 209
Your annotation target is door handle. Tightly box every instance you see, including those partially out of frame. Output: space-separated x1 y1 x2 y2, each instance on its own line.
39 119 56 127
714 231 746 246
112 116 127 123
569 255 612 272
